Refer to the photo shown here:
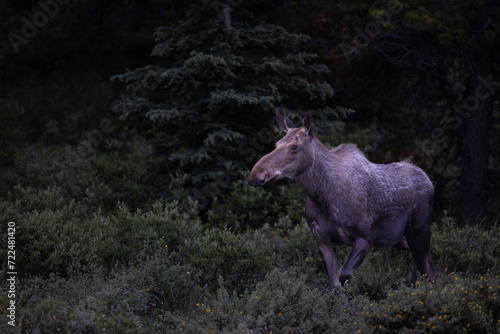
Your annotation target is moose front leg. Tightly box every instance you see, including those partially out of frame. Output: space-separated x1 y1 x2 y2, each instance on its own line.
318 244 341 293
340 238 370 285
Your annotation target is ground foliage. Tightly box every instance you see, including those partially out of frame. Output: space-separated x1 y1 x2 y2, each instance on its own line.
0 142 499 334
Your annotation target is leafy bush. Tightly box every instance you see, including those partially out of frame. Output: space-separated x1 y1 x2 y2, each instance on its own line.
348 249 412 301
157 269 372 334
432 215 500 274
185 227 275 294
269 216 325 275
364 273 500 333
73 139 159 211
14 297 143 334
234 269 342 333
0 267 148 334
0 139 159 212
117 247 210 316
208 174 305 231
0 186 201 277
0 186 90 276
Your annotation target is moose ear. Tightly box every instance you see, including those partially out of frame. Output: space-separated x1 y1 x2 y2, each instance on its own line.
303 112 314 137
276 108 295 133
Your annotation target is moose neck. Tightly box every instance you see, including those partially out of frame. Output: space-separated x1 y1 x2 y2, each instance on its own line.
294 139 339 204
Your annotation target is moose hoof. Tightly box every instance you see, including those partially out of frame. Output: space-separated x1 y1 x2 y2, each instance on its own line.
339 275 351 286
331 286 341 295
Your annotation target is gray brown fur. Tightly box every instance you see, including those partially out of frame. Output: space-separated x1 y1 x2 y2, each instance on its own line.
248 109 437 292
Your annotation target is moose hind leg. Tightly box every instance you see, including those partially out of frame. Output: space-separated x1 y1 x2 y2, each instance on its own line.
428 256 437 281
409 262 418 285
406 212 437 282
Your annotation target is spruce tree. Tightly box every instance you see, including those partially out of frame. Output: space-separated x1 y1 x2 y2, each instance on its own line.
111 1 341 204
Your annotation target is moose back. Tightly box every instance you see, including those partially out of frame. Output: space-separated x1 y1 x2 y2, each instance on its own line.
248 109 437 292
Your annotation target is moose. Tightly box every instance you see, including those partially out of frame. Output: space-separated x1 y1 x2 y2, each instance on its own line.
248 109 437 292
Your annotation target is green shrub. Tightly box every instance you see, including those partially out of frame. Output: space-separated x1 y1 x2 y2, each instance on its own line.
363 273 500 333
0 185 202 278
185 227 275 294
208 174 305 231
156 269 367 334
74 139 159 211
0 139 159 212
432 215 500 274
0 251 206 333
348 249 413 301
268 216 326 278
0 270 147 334
236 269 335 333
0 186 90 276
115 248 210 317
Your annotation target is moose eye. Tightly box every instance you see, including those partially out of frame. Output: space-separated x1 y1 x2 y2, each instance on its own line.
291 145 298 150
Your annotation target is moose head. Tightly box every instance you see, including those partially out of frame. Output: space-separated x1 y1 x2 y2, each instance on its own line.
248 109 316 187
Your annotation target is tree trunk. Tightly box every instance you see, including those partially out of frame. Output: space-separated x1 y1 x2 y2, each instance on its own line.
459 33 493 225
223 3 231 28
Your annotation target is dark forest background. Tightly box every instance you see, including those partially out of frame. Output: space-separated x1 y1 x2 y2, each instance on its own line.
0 0 498 224
1 1 500 333
1 0 499 225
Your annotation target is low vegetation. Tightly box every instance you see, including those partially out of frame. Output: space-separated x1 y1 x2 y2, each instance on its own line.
1 140 499 333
